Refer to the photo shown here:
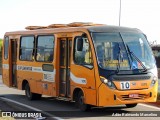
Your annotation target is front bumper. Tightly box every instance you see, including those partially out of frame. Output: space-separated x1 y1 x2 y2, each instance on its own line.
98 82 158 107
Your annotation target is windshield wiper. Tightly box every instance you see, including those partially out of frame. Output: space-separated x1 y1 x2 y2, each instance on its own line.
126 44 147 72
106 43 123 77
116 43 124 73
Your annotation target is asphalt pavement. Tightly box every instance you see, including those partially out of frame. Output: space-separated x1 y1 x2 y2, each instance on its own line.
0 75 160 120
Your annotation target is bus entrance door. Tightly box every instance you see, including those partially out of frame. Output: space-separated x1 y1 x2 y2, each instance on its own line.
59 38 72 97
11 39 17 87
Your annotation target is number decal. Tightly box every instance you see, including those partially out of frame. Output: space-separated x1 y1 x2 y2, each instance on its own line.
120 81 130 90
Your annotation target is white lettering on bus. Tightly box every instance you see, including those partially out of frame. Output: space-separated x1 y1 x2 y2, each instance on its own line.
70 72 87 84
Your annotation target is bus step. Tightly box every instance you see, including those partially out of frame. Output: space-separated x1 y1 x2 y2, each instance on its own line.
57 97 72 101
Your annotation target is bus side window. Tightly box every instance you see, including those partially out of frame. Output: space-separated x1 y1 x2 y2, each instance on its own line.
19 36 34 61
26 50 33 61
4 36 9 59
36 35 54 62
74 36 93 68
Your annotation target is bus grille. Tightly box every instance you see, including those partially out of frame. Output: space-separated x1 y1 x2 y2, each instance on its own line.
113 75 151 81
121 94 149 100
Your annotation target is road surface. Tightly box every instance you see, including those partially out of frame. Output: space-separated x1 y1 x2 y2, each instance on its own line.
0 76 160 120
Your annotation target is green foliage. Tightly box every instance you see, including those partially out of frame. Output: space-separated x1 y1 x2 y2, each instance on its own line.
0 39 2 51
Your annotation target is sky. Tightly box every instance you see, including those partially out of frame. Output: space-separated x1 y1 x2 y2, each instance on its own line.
0 0 160 44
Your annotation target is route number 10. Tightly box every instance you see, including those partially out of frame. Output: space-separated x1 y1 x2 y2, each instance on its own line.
120 81 130 90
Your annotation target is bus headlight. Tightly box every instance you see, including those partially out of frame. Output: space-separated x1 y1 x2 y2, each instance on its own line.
100 76 116 89
150 76 157 87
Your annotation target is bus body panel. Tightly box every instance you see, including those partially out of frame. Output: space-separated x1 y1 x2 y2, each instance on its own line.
113 80 151 90
69 31 97 105
2 59 10 86
70 64 97 105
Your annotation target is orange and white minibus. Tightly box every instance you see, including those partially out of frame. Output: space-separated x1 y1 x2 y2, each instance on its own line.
2 22 158 111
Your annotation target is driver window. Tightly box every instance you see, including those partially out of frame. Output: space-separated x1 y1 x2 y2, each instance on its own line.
74 36 93 68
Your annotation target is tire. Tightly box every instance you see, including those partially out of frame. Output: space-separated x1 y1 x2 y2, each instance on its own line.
25 83 41 100
76 91 91 111
126 103 137 108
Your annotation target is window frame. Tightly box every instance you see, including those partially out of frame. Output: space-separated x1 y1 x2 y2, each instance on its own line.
19 35 35 61
35 34 55 63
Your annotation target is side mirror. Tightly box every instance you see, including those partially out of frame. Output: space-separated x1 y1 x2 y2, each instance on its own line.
76 37 83 51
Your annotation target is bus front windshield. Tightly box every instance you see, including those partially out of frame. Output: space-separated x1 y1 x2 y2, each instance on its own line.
92 32 155 71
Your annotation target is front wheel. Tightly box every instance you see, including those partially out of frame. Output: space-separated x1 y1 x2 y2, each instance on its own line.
76 91 91 111
126 103 137 108
25 83 41 100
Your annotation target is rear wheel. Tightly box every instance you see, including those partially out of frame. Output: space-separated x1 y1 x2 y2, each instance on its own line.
25 83 41 100
126 103 137 108
76 91 91 111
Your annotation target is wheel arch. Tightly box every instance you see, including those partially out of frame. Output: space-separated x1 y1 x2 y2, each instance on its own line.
22 79 29 90
72 87 85 101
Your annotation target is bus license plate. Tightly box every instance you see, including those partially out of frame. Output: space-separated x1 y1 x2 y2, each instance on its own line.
129 94 139 98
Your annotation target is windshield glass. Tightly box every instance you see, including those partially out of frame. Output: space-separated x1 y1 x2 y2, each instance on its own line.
92 32 155 70
121 33 155 69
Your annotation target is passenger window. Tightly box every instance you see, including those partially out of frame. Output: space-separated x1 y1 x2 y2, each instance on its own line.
36 35 54 62
4 36 9 60
20 36 34 61
74 36 93 68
